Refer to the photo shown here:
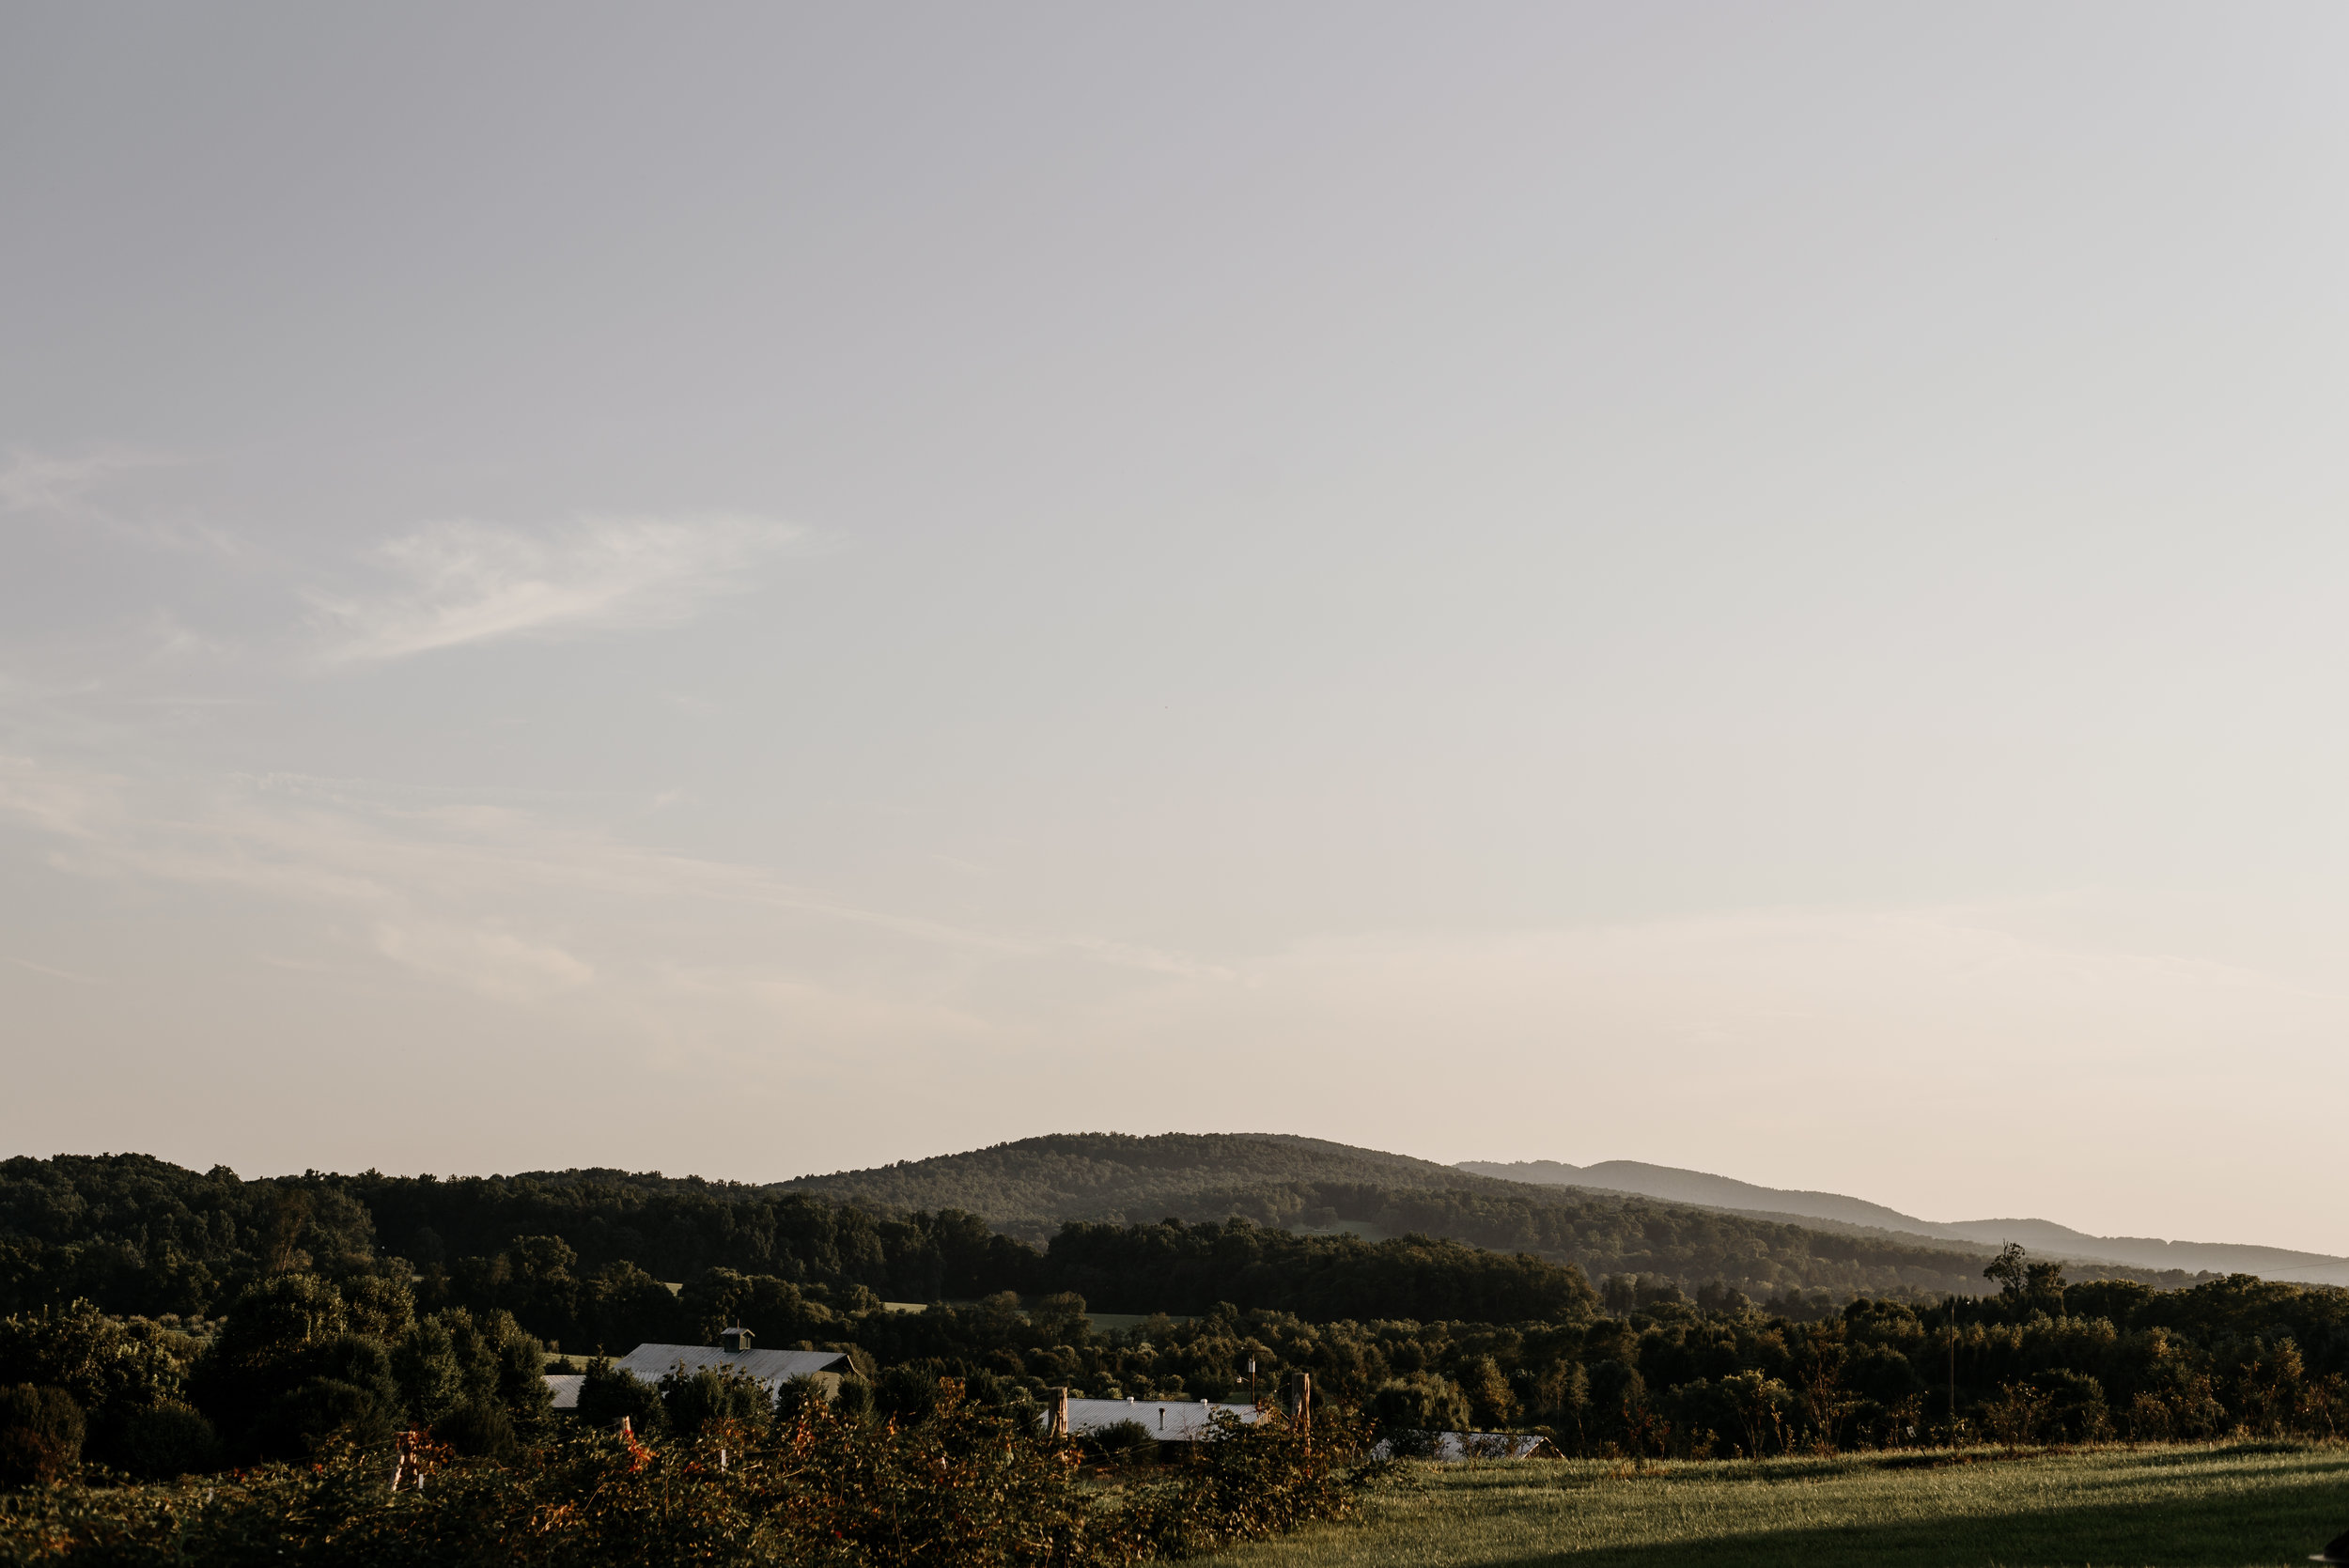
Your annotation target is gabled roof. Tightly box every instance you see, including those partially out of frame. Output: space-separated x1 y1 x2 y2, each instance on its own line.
545 1373 584 1410
1057 1397 1262 1442
614 1343 848 1389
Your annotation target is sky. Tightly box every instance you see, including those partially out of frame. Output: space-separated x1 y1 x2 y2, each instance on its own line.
6 2 2349 1252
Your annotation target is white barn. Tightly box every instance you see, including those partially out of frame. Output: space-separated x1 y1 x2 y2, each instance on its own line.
1370 1430 1554 1461
547 1327 848 1410
1055 1396 1263 1442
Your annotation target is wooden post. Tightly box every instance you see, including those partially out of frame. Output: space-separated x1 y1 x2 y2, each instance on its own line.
1286 1372 1311 1428
1050 1386 1069 1441
389 1430 428 1494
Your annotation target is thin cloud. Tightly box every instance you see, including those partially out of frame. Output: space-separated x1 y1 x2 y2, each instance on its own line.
371 920 595 1001
0 446 170 514
7 955 96 985
0 754 1089 1002
310 513 797 660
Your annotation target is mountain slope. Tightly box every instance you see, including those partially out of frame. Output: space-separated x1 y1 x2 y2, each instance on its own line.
1459 1158 2349 1284
1460 1159 1934 1234
781 1132 1490 1234
779 1133 2208 1299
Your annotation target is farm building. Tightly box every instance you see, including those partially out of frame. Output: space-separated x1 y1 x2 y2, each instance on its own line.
1370 1430 1555 1461
1052 1395 1263 1443
545 1327 848 1410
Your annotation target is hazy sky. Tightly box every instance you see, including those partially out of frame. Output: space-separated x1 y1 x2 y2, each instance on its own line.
8 3 2349 1251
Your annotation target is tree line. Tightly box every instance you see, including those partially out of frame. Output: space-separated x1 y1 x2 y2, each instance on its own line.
7 1237 2348 1498
0 1155 2211 1329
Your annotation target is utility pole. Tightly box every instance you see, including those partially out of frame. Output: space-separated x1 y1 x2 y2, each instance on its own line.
1948 1297 1959 1449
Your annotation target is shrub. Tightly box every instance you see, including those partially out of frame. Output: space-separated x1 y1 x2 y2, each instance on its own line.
0 1384 85 1485
1982 1379 2057 1451
772 1374 830 1422
435 1399 521 1463
573 1358 663 1437
2030 1369 2113 1444
658 1366 768 1443
874 1364 946 1423
1081 1418 1158 1467
832 1377 876 1423
107 1402 219 1479
248 1374 397 1459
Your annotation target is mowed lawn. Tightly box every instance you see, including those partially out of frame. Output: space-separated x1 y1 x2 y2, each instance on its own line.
1201 1443 2349 1568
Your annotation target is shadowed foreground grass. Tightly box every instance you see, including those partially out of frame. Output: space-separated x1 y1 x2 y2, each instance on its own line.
1199 1443 2349 1568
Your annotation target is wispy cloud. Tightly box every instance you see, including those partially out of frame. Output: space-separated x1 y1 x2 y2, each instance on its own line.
0 446 168 515
310 514 797 660
7 955 95 985
0 754 1078 1003
371 920 596 1001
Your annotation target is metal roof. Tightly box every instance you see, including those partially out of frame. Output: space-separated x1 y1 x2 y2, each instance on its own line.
1056 1397 1263 1442
614 1343 848 1389
544 1373 584 1410
1370 1430 1552 1461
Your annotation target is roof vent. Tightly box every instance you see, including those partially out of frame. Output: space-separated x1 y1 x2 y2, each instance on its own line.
720 1326 754 1353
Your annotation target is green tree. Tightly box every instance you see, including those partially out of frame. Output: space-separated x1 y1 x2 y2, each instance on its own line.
1368 1373 1470 1454
1455 1354 1518 1428
1983 1243 2030 1299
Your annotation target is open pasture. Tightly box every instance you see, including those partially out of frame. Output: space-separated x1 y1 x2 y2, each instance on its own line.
1202 1443 2349 1568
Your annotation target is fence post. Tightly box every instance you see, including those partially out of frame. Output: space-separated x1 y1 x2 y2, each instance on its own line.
1050 1386 1070 1441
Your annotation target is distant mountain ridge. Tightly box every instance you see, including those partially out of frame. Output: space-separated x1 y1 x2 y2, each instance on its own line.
1458 1158 2349 1286
778 1132 2219 1300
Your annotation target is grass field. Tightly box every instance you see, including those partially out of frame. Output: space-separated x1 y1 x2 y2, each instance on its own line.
1200 1443 2349 1568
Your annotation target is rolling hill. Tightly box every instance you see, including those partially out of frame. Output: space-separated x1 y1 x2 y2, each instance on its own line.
779 1132 2211 1299
1458 1157 2349 1286
778 1132 1490 1234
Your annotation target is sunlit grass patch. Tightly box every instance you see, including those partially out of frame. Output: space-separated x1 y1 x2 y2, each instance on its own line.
1200 1442 2349 1568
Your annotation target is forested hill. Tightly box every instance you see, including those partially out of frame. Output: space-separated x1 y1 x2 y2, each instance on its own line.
1460 1157 2349 1285
775 1133 2210 1299
1 1142 2216 1328
778 1132 1489 1232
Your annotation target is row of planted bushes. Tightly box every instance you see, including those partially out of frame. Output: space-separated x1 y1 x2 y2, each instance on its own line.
0 1385 1364 1567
